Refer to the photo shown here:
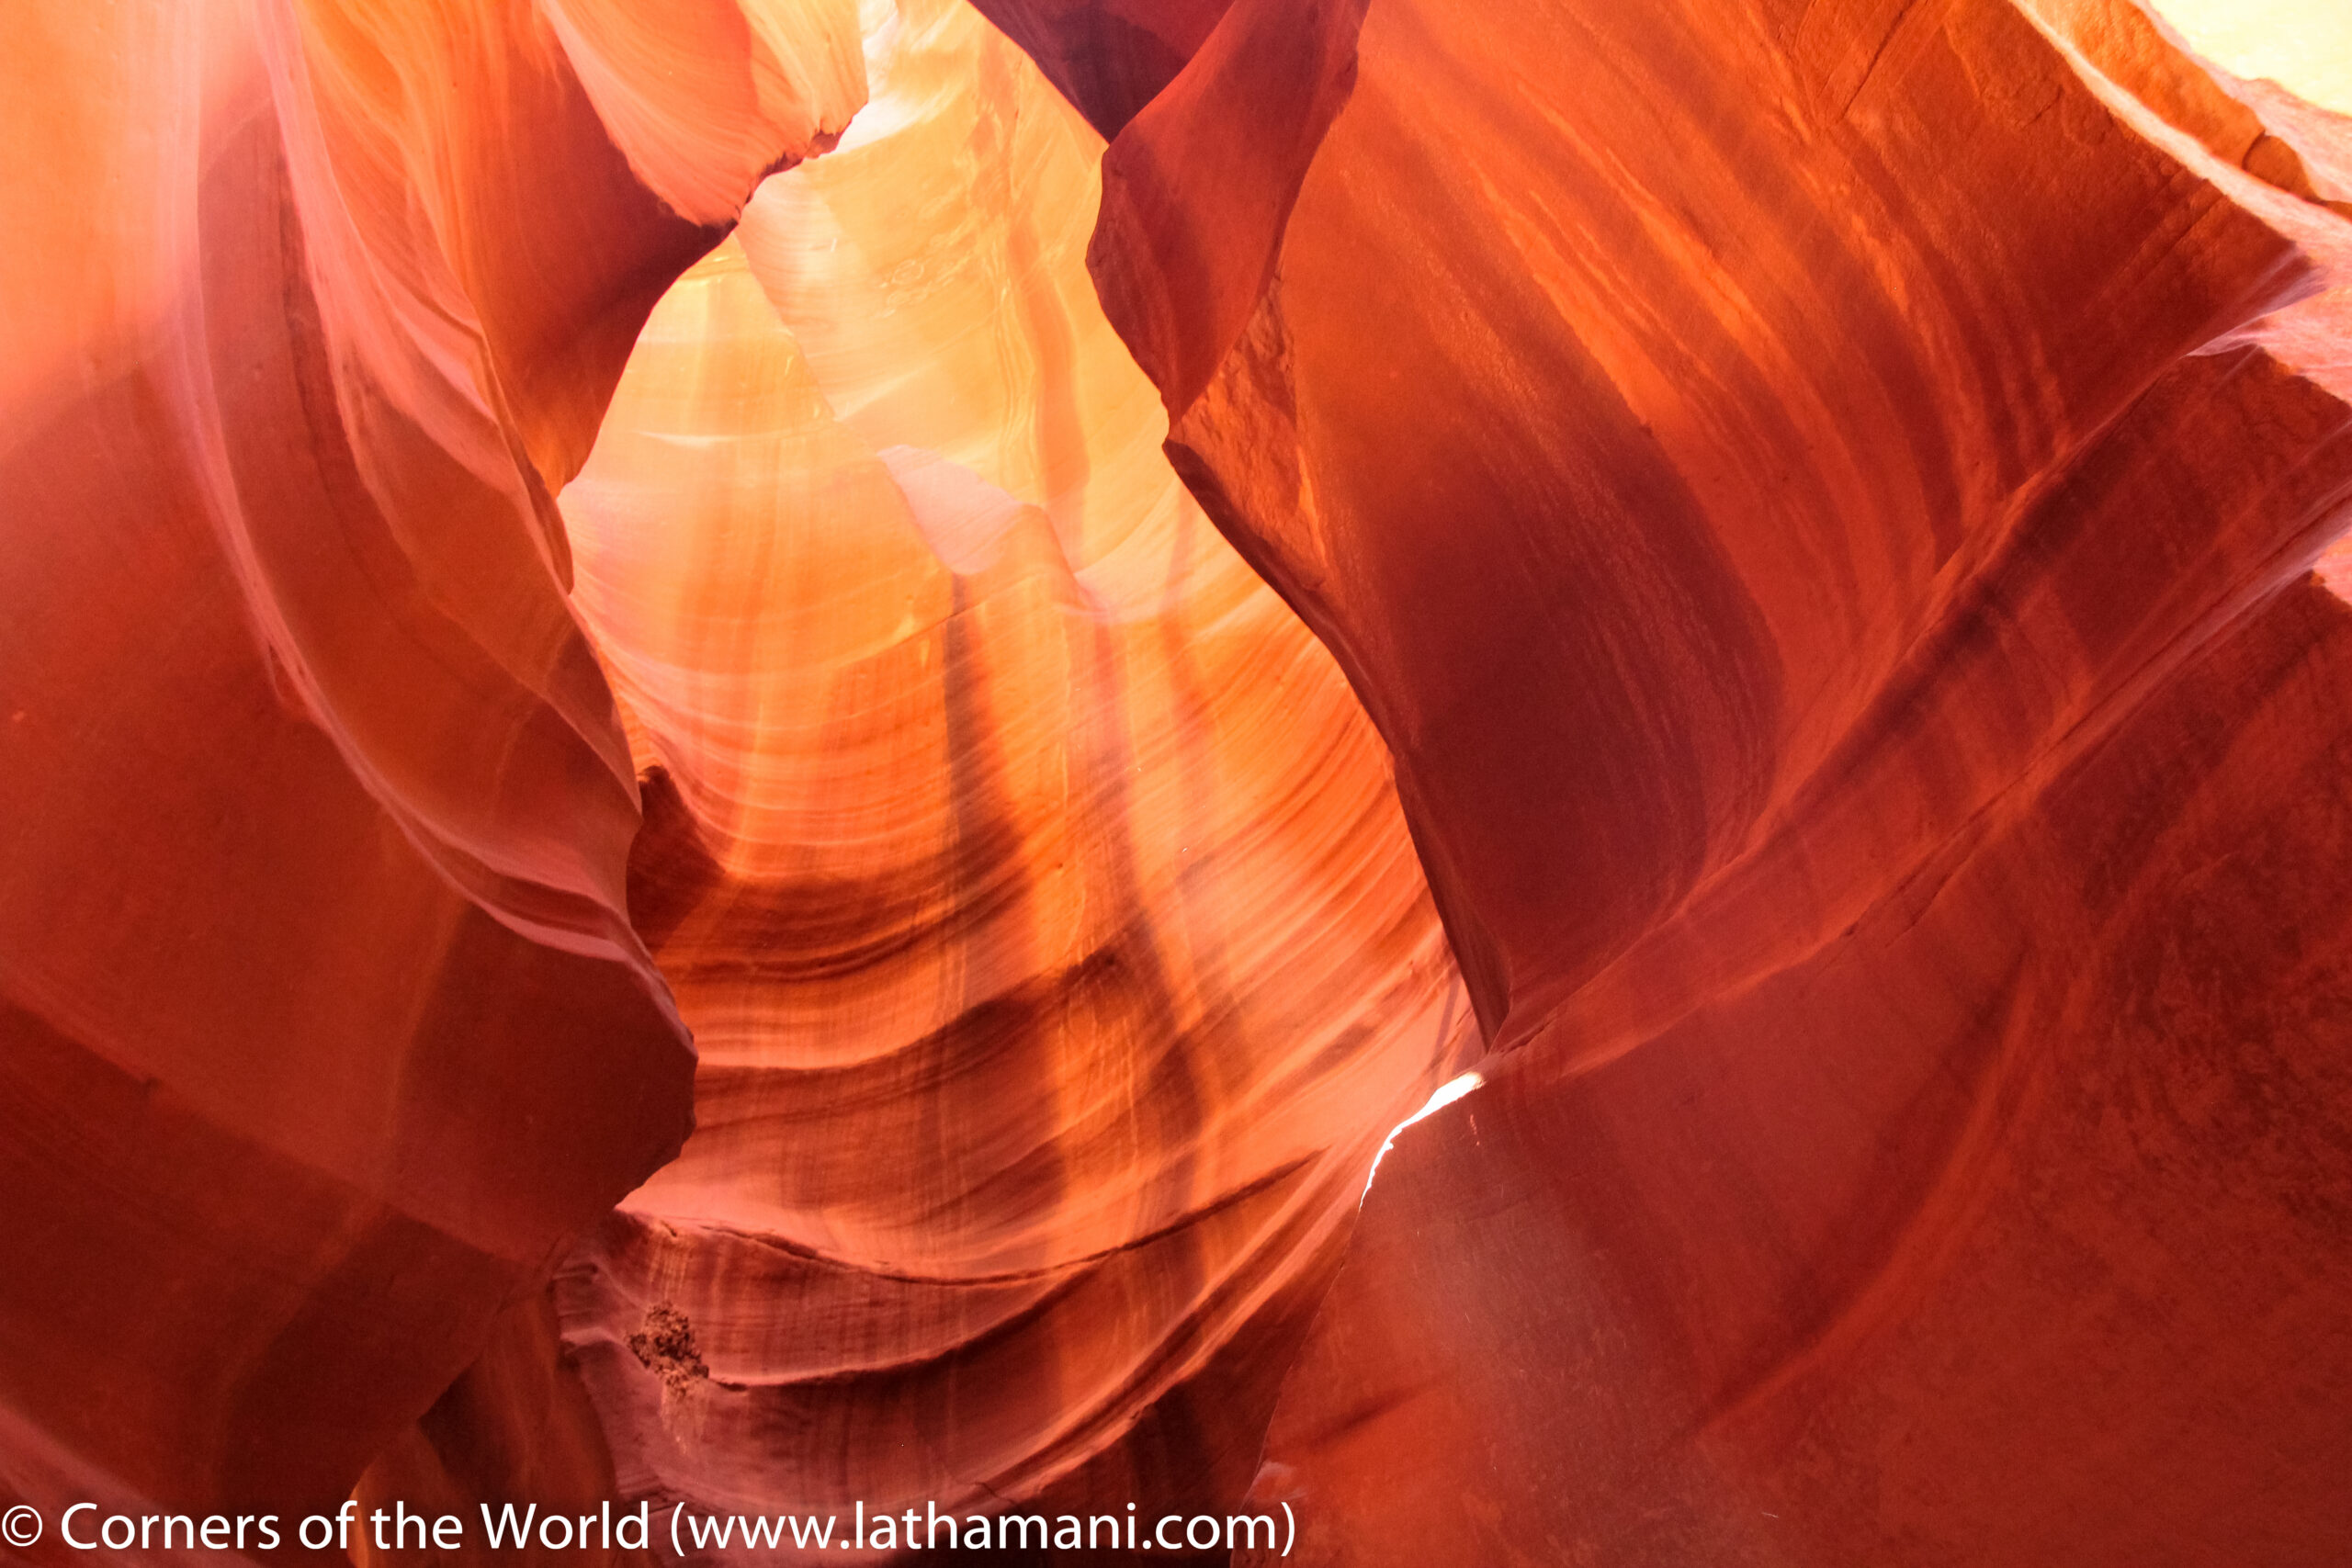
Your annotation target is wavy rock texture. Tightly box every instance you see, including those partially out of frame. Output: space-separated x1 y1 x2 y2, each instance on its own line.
11 0 2352 1562
1023 0 2352 1562
546 1 1464 1547
0 0 862 1539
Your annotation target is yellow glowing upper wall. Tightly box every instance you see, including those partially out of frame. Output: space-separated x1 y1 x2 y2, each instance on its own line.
2152 0 2352 114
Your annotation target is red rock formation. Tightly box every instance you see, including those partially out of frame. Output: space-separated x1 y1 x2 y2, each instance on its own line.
1038 0 2352 1560
7 0 2351 1562
0 0 861 1538
546 3 1463 1540
964 0 1232 138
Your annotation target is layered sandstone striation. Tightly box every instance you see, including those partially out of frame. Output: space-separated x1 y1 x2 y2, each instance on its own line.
1032 0 2352 1562
6 0 2352 1563
0 0 862 1537
548 1 1462 1541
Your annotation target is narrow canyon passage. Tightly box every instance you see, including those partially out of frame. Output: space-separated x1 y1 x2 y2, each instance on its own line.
3 1 2351 1565
545 0 1465 1530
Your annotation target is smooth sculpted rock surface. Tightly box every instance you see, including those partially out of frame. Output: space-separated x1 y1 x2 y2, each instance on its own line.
0 0 863 1540
7 0 2352 1563
548 1 1464 1545
1022 0 2352 1562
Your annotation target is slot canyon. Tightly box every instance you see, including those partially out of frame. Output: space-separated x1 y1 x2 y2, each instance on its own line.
3 0 2349 1562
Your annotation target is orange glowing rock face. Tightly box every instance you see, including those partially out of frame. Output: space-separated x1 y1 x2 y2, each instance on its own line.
5 0 2352 1562
1062 0 2352 1561
548 0 1464 1525
0 0 862 1528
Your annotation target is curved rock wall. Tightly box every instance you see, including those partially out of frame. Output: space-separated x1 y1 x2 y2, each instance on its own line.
1031 0 2352 1560
0 0 861 1534
549 0 1464 1539
8 0 2352 1562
